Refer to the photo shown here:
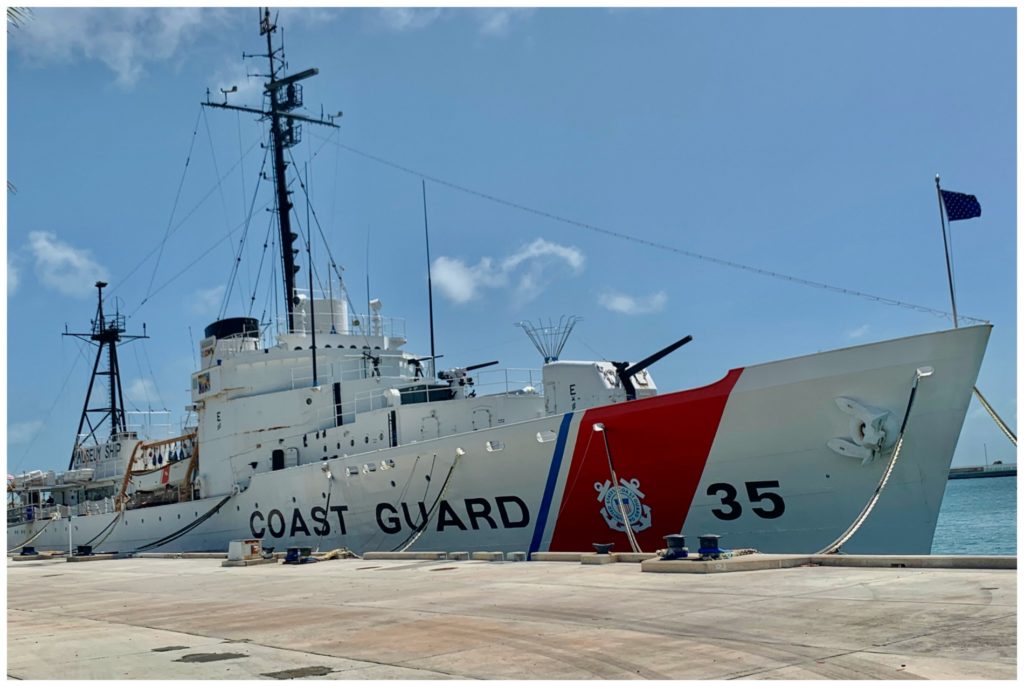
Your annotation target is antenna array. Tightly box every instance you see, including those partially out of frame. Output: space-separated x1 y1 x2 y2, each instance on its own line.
516 316 581 363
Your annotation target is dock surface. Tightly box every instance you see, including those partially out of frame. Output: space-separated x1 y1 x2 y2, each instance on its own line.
7 555 1016 679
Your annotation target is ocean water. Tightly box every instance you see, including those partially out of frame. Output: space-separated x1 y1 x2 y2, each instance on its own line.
930 476 1017 555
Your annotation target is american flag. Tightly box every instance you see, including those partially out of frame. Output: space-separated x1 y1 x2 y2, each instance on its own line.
941 190 982 221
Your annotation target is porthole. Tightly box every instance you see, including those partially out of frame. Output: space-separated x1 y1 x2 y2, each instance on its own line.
292 496 296 503
295 346 303 351
306 398 313 406
177 514 181 519
379 432 384 441
425 474 431 482
390 480 396 488
321 492 326 498
255 503 259 508
236 506 240 511
364 436 369 444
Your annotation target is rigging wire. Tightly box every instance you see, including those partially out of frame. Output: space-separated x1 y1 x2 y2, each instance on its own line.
220 142 271 319
311 135 988 326
236 110 251 302
128 204 268 317
140 342 168 412
107 135 261 307
130 344 152 413
247 211 279 318
11 340 91 474
201 106 234 263
143 105 204 305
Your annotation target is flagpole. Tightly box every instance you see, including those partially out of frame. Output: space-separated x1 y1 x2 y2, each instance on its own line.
934 174 959 328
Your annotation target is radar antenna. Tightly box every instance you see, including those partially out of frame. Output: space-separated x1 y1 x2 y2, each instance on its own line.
515 316 581 363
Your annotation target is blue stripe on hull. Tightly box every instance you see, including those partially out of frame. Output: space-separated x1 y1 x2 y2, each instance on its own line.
528 412 574 558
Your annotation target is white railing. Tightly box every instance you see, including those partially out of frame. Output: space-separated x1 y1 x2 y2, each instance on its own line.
276 312 407 340
288 352 424 390
7 497 117 525
471 368 541 396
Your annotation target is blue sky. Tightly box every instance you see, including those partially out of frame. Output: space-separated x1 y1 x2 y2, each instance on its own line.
6 7 1016 475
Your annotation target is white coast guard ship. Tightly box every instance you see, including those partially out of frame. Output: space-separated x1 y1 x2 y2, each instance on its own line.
7 10 991 557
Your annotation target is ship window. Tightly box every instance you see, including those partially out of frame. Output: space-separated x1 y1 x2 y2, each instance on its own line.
486 440 505 452
536 430 557 443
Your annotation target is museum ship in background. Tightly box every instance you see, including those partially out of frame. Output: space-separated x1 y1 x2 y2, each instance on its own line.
7 10 991 557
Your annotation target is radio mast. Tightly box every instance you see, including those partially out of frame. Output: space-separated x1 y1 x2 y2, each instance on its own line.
203 7 340 333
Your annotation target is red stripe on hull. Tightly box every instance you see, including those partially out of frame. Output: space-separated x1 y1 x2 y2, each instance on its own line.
548 368 743 552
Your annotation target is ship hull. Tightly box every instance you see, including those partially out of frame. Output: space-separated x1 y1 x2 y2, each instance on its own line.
9 326 989 556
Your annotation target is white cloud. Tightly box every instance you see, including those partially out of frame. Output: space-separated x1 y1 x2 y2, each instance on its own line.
27 231 108 298
277 7 342 29
598 290 668 315
371 8 443 32
473 9 535 36
126 378 159 405
846 324 871 340
433 238 584 305
192 285 226 317
8 420 44 445
10 8 224 88
367 8 532 36
8 257 20 296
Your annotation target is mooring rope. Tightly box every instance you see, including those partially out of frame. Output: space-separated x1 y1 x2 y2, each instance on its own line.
816 367 932 555
84 510 124 550
596 426 641 554
7 516 56 553
393 452 463 553
131 494 232 553
973 386 1017 447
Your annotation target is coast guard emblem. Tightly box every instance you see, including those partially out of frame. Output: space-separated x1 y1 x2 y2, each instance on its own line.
594 478 652 533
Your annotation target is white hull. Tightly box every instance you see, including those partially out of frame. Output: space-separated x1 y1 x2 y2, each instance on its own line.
10 325 988 556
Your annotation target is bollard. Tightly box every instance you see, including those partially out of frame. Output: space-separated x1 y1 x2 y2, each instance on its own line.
698 534 725 560
661 534 688 560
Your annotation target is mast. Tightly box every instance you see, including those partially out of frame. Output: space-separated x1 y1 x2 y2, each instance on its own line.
63 281 148 468
203 7 340 333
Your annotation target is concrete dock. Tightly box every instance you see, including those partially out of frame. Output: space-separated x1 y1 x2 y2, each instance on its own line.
7 554 1016 679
